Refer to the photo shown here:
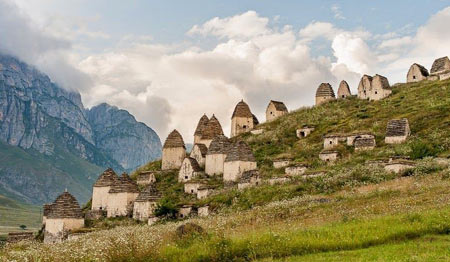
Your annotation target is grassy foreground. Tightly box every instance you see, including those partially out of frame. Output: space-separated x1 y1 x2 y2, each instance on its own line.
1 171 449 262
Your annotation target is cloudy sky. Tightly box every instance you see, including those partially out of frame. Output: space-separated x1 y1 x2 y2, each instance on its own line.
1 0 450 143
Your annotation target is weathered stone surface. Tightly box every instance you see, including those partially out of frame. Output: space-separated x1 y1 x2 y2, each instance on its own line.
407 63 429 83
7 232 34 243
337 80 351 98
266 100 288 122
315 83 335 105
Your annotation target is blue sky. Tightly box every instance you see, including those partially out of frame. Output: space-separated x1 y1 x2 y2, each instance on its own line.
2 0 450 140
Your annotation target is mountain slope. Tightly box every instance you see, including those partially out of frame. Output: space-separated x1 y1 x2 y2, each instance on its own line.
0 54 162 205
87 103 161 170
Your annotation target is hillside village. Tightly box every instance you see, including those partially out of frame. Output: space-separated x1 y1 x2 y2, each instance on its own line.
6 56 450 244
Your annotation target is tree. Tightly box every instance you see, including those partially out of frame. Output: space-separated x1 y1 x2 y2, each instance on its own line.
19 225 27 230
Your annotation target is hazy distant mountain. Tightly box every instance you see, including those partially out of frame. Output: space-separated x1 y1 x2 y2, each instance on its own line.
0 54 161 204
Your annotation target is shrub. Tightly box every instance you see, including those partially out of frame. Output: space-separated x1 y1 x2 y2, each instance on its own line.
410 140 438 160
155 198 178 219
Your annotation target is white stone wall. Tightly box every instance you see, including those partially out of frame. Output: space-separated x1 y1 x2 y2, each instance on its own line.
198 206 209 217
231 116 254 137
197 188 211 199
92 186 111 211
385 135 408 144
223 161 257 182
178 207 192 218
439 72 450 80
162 147 186 170
384 163 414 174
296 128 314 138
273 160 290 168
266 103 286 122
107 192 138 218
44 218 84 243
133 201 157 221
407 65 428 83
285 166 307 176
315 96 334 106
324 137 340 149
319 152 339 162
205 154 226 175
184 183 201 194
191 145 206 167
178 160 200 182
148 216 159 225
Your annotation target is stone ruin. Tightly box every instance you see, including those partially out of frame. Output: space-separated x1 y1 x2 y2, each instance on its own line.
133 184 161 221
205 135 232 175
191 143 208 168
315 83 335 105
237 170 261 190
178 157 202 182
198 206 209 217
162 129 186 170
285 165 307 176
223 141 257 182
354 136 376 151
385 118 410 144
199 115 224 148
357 74 391 101
296 125 315 138
319 150 340 162
197 185 214 199
231 100 258 137
273 159 291 168
107 173 139 218
137 171 156 186
407 63 429 83
337 80 351 98
44 191 84 244
266 100 288 122
430 56 450 80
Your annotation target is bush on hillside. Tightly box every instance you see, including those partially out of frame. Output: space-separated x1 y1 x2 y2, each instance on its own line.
410 140 438 160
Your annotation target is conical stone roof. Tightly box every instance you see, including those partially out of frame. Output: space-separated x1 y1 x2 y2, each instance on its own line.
93 168 119 187
225 141 256 162
316 83 335 98
109 173 139 193
194 114 209 136
47 191 83 219
232 100 253 118
386 119 409 137
201 115 224 139
207 135 232 155
431 56 450 74
163 129 185 149
269 100 288 112
135 185 161 202
337 80 351 97
193 143 208 157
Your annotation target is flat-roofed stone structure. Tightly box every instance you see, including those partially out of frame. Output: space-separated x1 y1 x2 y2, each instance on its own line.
178 157 202 182
92 168 119 211
273 159 291 169
385 118 410 144
199 115 224 147
198 206 209 217
430 56 450 80
237 170 261 190
323 134 346 149
44 191 84 244
268 176 291 185
337 80 351 98
133 185 161 221
184 181 204 194
197 185 213 199
354 136 376 151
231 100 258 137
315 83 335 105
384 160 415 174
407 63 429 83
285 165 307 176
178 205 193 219
266 100 288 122
205 135 232 175
223 141 257 182
346 133 375 146
107 173 139 218
191 143 208 168
137 171 156 186
319 150 340 162
162 130 186 170
358 74 392 101
296 125 315 138
194 114 209 144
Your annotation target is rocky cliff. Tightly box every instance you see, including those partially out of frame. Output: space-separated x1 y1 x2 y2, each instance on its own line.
0 54 161 204
87 103 162 170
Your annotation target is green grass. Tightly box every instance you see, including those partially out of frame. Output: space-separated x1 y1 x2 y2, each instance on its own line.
260 235 450 262
0 195 41 238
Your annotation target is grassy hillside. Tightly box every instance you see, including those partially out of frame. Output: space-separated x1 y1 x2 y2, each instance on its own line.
1 79 449 261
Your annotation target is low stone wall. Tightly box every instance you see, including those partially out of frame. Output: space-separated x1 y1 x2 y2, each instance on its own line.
7 232 34 243
85 210 106 220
